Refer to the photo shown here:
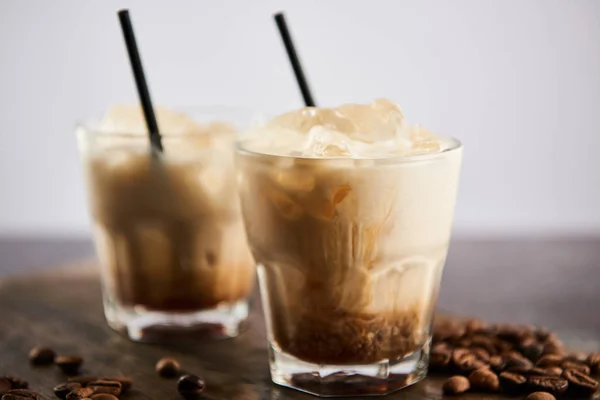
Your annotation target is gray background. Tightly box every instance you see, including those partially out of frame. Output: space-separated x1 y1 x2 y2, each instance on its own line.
0 0 599 238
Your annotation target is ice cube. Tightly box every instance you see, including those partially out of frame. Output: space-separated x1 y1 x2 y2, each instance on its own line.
197 164 228 202
303 126 353 158
270 168 315 192
100 105 202 135
409 125 443 155
338 98 406 143
267 187 304 220
267 107 357 135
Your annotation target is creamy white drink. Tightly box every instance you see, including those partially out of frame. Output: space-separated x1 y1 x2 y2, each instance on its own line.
236 99 462 395
78 106 255 341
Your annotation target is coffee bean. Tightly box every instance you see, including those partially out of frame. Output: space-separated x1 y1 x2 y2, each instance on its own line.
489 355 507 372
543 338 565 355
66 388 94 400
566 352 588 363
1 389 40 400
0 379 10 396
54 382 82 399
499 371 527 393
526 392 556 400
87 381 121 396
452 348 487 374
468 368 500 392
505 351 533 369
100 377 132 392
2 377 27 390
177 374 205 399
67 376 97 387
586 353 600 374
506 365 533 375
429 347 451 371
535 327 551 341
442 376 470 394
561 361 591 375
496 325 530 344
28 346 56 365
520 338 544 362
56 356 83 375
543 367 563 376
536 354 564 368
156 357 181 378
562 368 599 396
494 339 513 354
472 348 491 363
528 367 562 377
465 318 488 334
90 395 118 400
527 376 568 396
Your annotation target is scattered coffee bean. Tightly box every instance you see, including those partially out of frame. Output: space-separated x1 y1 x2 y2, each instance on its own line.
525 392 556 400
465 318 487 334
101 377 132 392
471 348 490 363
506 365 533 376
505 351 533 369
542 367 563 377
56 356 83 375
562 368 599 396
28 346 56 365
566 352 588 363
468 368 500 392
587 353 600 374
177 374 205 399
67 376 97 387
53 382 82 399
1 389 40 400
442 376 470 394
432 318 600 398
470 335 497 355
429 347 451 371
156 357 181 378
561 361 590 375
543 338 565 355
534 327 551 341
497 325 530 344
87 381 121 396
521 338 544 362
489 355 506 372
2 378 27 391
90 395 118 400
527 376 568 396
66 388 94 400
536 354 563 368
0 379 11 396
499 371 527 393
452 348 487 374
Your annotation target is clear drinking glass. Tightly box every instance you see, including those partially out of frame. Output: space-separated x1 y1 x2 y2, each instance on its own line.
77 107 256 342
236 141 462 396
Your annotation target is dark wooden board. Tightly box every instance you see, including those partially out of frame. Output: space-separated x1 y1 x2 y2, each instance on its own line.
0 264 467 400
1 237 600 399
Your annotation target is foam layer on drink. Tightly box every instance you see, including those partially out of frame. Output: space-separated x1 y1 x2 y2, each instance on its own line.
240 98 450 158
80 106 255 312
237 100 462 364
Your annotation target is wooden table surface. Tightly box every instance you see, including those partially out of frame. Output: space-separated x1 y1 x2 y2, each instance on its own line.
1 237 599 399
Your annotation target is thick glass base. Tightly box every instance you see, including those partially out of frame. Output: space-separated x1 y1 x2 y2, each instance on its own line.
269 344 428 397
104 296 249 343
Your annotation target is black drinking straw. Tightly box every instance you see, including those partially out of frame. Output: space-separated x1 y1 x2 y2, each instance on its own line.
118 9 163 153
274 12 316 107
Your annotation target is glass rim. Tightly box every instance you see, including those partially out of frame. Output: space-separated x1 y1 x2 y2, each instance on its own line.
235 136 463 164
76 104 262 138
